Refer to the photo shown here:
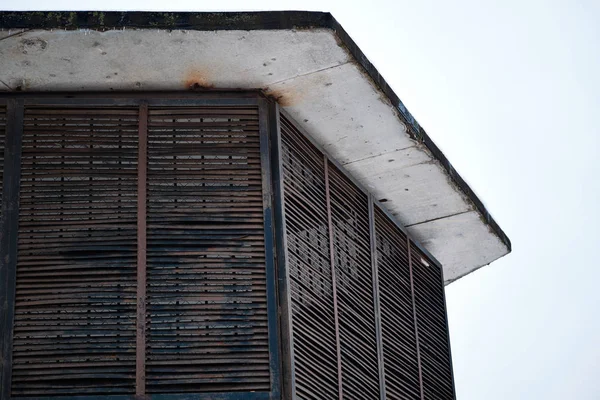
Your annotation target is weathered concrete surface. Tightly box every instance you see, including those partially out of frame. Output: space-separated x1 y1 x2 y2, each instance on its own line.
0 28 510 283
407 211 508 283
0 29 349 91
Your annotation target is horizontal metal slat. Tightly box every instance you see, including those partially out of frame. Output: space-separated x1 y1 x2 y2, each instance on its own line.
328 162 380 400
145 106 270 395
374 206 421 400
11 106 139 397
410 242 455 400
280 114 339 400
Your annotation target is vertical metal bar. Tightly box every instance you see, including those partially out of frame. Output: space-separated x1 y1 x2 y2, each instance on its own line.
437 255 458 399
408 236 425 400
258 98 282 400
368 197 387 400
136 102 148 398
268 101 296 400
0 99 23 399
324 156 343 400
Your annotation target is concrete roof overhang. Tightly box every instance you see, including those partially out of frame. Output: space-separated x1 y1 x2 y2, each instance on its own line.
0 11 511 284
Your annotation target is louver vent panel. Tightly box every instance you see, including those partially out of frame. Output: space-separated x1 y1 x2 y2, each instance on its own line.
280 116 339 400
411 242 455 400
374 206 421 400
145 107 270 394
0 95 456 400
12 107 139 397
328 162 379 400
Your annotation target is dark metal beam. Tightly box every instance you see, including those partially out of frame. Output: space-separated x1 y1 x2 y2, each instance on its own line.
0 98 24 399
258 98 282 400
433 237 459 400
136 102 148 398
14 392 271 400
0 11 333 31
369 195 387 400
408 236 425 400
324 156 344 400
268 100 296 400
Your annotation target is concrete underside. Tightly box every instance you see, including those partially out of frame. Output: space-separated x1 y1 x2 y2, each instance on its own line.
0 28 509 283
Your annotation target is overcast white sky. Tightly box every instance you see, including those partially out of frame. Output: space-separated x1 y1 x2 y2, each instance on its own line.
3 1 599 399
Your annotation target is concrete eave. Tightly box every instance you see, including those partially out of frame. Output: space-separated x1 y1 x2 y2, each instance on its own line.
0 11 511 284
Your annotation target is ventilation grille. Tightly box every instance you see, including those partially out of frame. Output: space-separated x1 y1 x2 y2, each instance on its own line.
12 107 139 397
145 107 270 394
411 242 455 400
374 207 421 399
280 113 455 400
280 116 339 400
328 162 379 399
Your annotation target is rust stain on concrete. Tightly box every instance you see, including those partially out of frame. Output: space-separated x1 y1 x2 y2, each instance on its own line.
264 86 300 107
184 68 214 90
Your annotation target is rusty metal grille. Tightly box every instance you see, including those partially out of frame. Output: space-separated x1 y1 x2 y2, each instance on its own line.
12 107 139 397
0 95 280 400
278 111 455 400
145 107 271 394
280 116 339 400
0 93 455 400
411 242 455 400
328 162 379 400
374 206 421 399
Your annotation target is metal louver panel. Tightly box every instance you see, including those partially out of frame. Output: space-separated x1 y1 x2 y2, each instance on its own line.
328 162 379 400
374 206 421 399
145 106 271 394
280 115 339 400
411 242 455 400
12 107 139 397
279 110 456 400
0 93 455 400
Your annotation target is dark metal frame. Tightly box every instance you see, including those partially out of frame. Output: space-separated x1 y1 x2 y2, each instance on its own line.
275 108 456 399
0 92 283 400
257 98 282 400
0 91 455 400
136 102 148 397
368 195 387 400
267 102 295 400
323 156 344 400
408 235 425 400
0 99 24 400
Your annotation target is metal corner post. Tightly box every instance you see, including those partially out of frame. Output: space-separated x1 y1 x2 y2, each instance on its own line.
408 237 425 400
324 156 343 400
267 100 296 400
136 102 148 398
258 98 283 400
368 196 387 400
436 249 458 400
0 99 24 400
